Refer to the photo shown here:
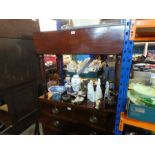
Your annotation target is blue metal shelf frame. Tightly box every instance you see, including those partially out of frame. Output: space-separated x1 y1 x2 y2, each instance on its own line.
114 19 134 135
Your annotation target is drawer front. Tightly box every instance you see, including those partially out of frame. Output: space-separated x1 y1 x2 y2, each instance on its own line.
43 127 65 135
88 130 113 135
40 114 72 135
104 112 115 131
74 108 104 126
88 113 106 128
51 105 73 118
74 108 115 131
70 123 113 135
88 112 115 130
49 117 71 130
41 115 73 131
40 102 73 118
73 108 92 122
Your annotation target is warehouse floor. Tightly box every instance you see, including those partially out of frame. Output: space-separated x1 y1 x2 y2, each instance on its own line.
21 123 43 135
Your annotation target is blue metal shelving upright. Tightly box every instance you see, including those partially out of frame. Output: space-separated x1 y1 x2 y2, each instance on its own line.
114 19 134 134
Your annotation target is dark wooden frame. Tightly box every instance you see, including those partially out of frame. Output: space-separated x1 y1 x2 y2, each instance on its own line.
0 19 41 135
33 25 124 54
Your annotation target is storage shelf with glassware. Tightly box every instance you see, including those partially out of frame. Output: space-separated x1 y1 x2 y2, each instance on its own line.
33 23 125 134
117 19 155 135
120 61 155 134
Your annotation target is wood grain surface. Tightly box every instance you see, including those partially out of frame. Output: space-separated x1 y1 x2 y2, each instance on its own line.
33 25 124 54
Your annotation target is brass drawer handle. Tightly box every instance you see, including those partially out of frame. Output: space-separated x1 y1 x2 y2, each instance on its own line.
89 116 98 124
52 107 59 114
53 120 60 127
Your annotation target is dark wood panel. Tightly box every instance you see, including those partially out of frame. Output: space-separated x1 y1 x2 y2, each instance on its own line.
0 19 40 39
42 127 65 135
10 82 38 122
0 81 39 135
39 98 115 134
0 38 41 90
1 109 39 135
0 20 41 134
33 25 124 54
0 81 38 123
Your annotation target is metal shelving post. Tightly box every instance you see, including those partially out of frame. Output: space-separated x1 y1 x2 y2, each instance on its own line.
114 19 134 135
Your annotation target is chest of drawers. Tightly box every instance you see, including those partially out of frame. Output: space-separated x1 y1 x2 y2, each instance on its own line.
39 96 116 135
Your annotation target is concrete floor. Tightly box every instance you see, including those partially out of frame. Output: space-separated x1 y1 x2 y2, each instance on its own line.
21 123 43 135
